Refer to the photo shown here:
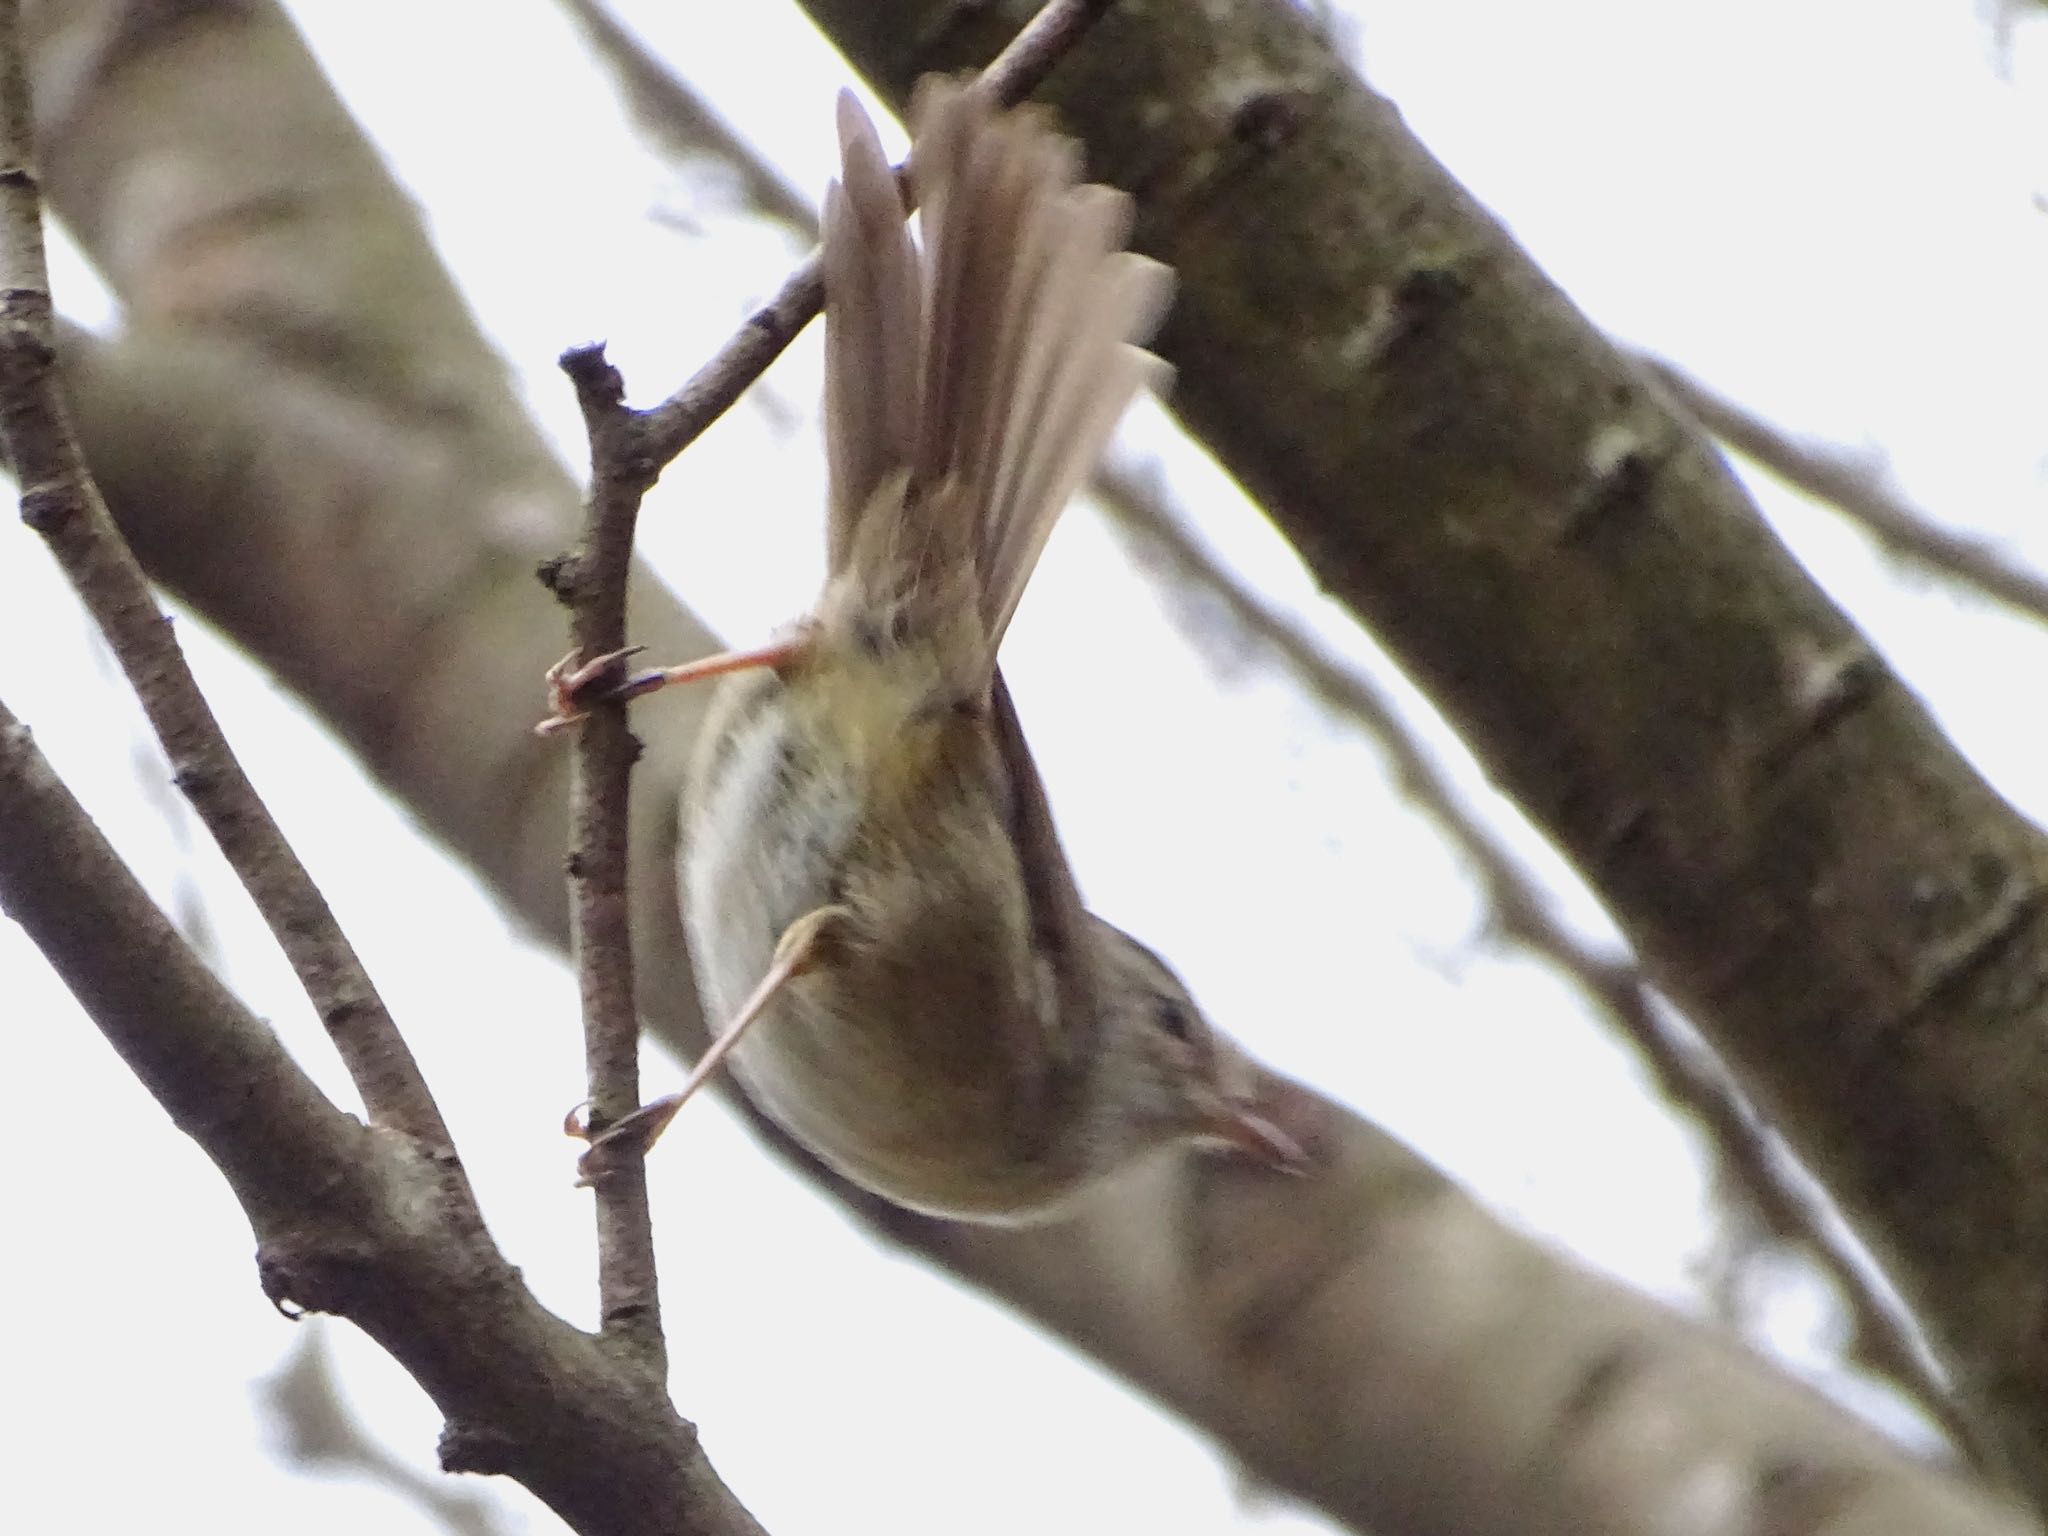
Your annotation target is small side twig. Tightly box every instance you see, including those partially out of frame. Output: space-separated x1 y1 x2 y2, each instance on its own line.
1096 463 2005 1476
1644 355 2048 627
635 0 1116 467
0 0 450 1150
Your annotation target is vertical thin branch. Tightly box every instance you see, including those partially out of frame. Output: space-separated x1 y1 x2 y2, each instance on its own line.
635 0 1116 466
0 0 452 1151
550 346 666 1371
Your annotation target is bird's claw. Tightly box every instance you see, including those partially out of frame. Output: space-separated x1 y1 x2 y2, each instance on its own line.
535 647 648 736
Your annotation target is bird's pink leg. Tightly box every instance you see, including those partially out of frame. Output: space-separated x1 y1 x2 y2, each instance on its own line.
536 635 807 736
570 905 849 1184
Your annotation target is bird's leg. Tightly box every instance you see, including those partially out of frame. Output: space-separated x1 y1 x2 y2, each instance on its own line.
536 634 808 736
571 904 851 1185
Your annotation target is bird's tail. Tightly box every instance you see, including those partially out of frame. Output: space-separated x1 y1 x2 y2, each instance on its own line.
821 80 1172 694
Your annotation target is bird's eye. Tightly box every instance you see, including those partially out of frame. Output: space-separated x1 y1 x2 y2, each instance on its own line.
1153 996 1193 1042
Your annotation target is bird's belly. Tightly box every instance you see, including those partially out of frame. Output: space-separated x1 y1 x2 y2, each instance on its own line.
679 672 1083 1219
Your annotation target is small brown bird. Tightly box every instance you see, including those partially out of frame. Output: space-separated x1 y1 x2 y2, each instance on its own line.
569 79 1300 1221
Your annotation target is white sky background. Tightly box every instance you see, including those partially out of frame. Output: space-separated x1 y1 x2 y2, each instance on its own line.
3 1 2046 1533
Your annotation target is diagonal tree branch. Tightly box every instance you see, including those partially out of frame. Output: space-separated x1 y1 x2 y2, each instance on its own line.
800 0 2048 1501
259 1327 511 1536
1096 466 1997 1472
0 697 768 1536
0 0 449 1149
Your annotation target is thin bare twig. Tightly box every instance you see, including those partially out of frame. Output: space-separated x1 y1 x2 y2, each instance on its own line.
635 0 1116 467
0 0 450 1149
1096 463 2005 1476
1644 356 2048 627
547 344 667 1371
0 696 371 1226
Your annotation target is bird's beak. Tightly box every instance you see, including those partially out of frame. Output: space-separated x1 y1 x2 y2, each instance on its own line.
1205 1098 1311 1175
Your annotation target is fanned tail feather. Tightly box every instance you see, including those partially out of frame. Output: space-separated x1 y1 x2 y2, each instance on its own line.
823 90 922 573
821 81 1172 694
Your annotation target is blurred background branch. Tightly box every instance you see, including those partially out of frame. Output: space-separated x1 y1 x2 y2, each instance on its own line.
1646 357 2048 628
260 1328 511 1536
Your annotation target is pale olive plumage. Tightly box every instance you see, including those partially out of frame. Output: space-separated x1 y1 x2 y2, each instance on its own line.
674 81 1288 1221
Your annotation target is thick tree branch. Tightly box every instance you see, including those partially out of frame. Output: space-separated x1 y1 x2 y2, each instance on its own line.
0 699 365 1232
1098 466 1994 1469
801 0 2048 1501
